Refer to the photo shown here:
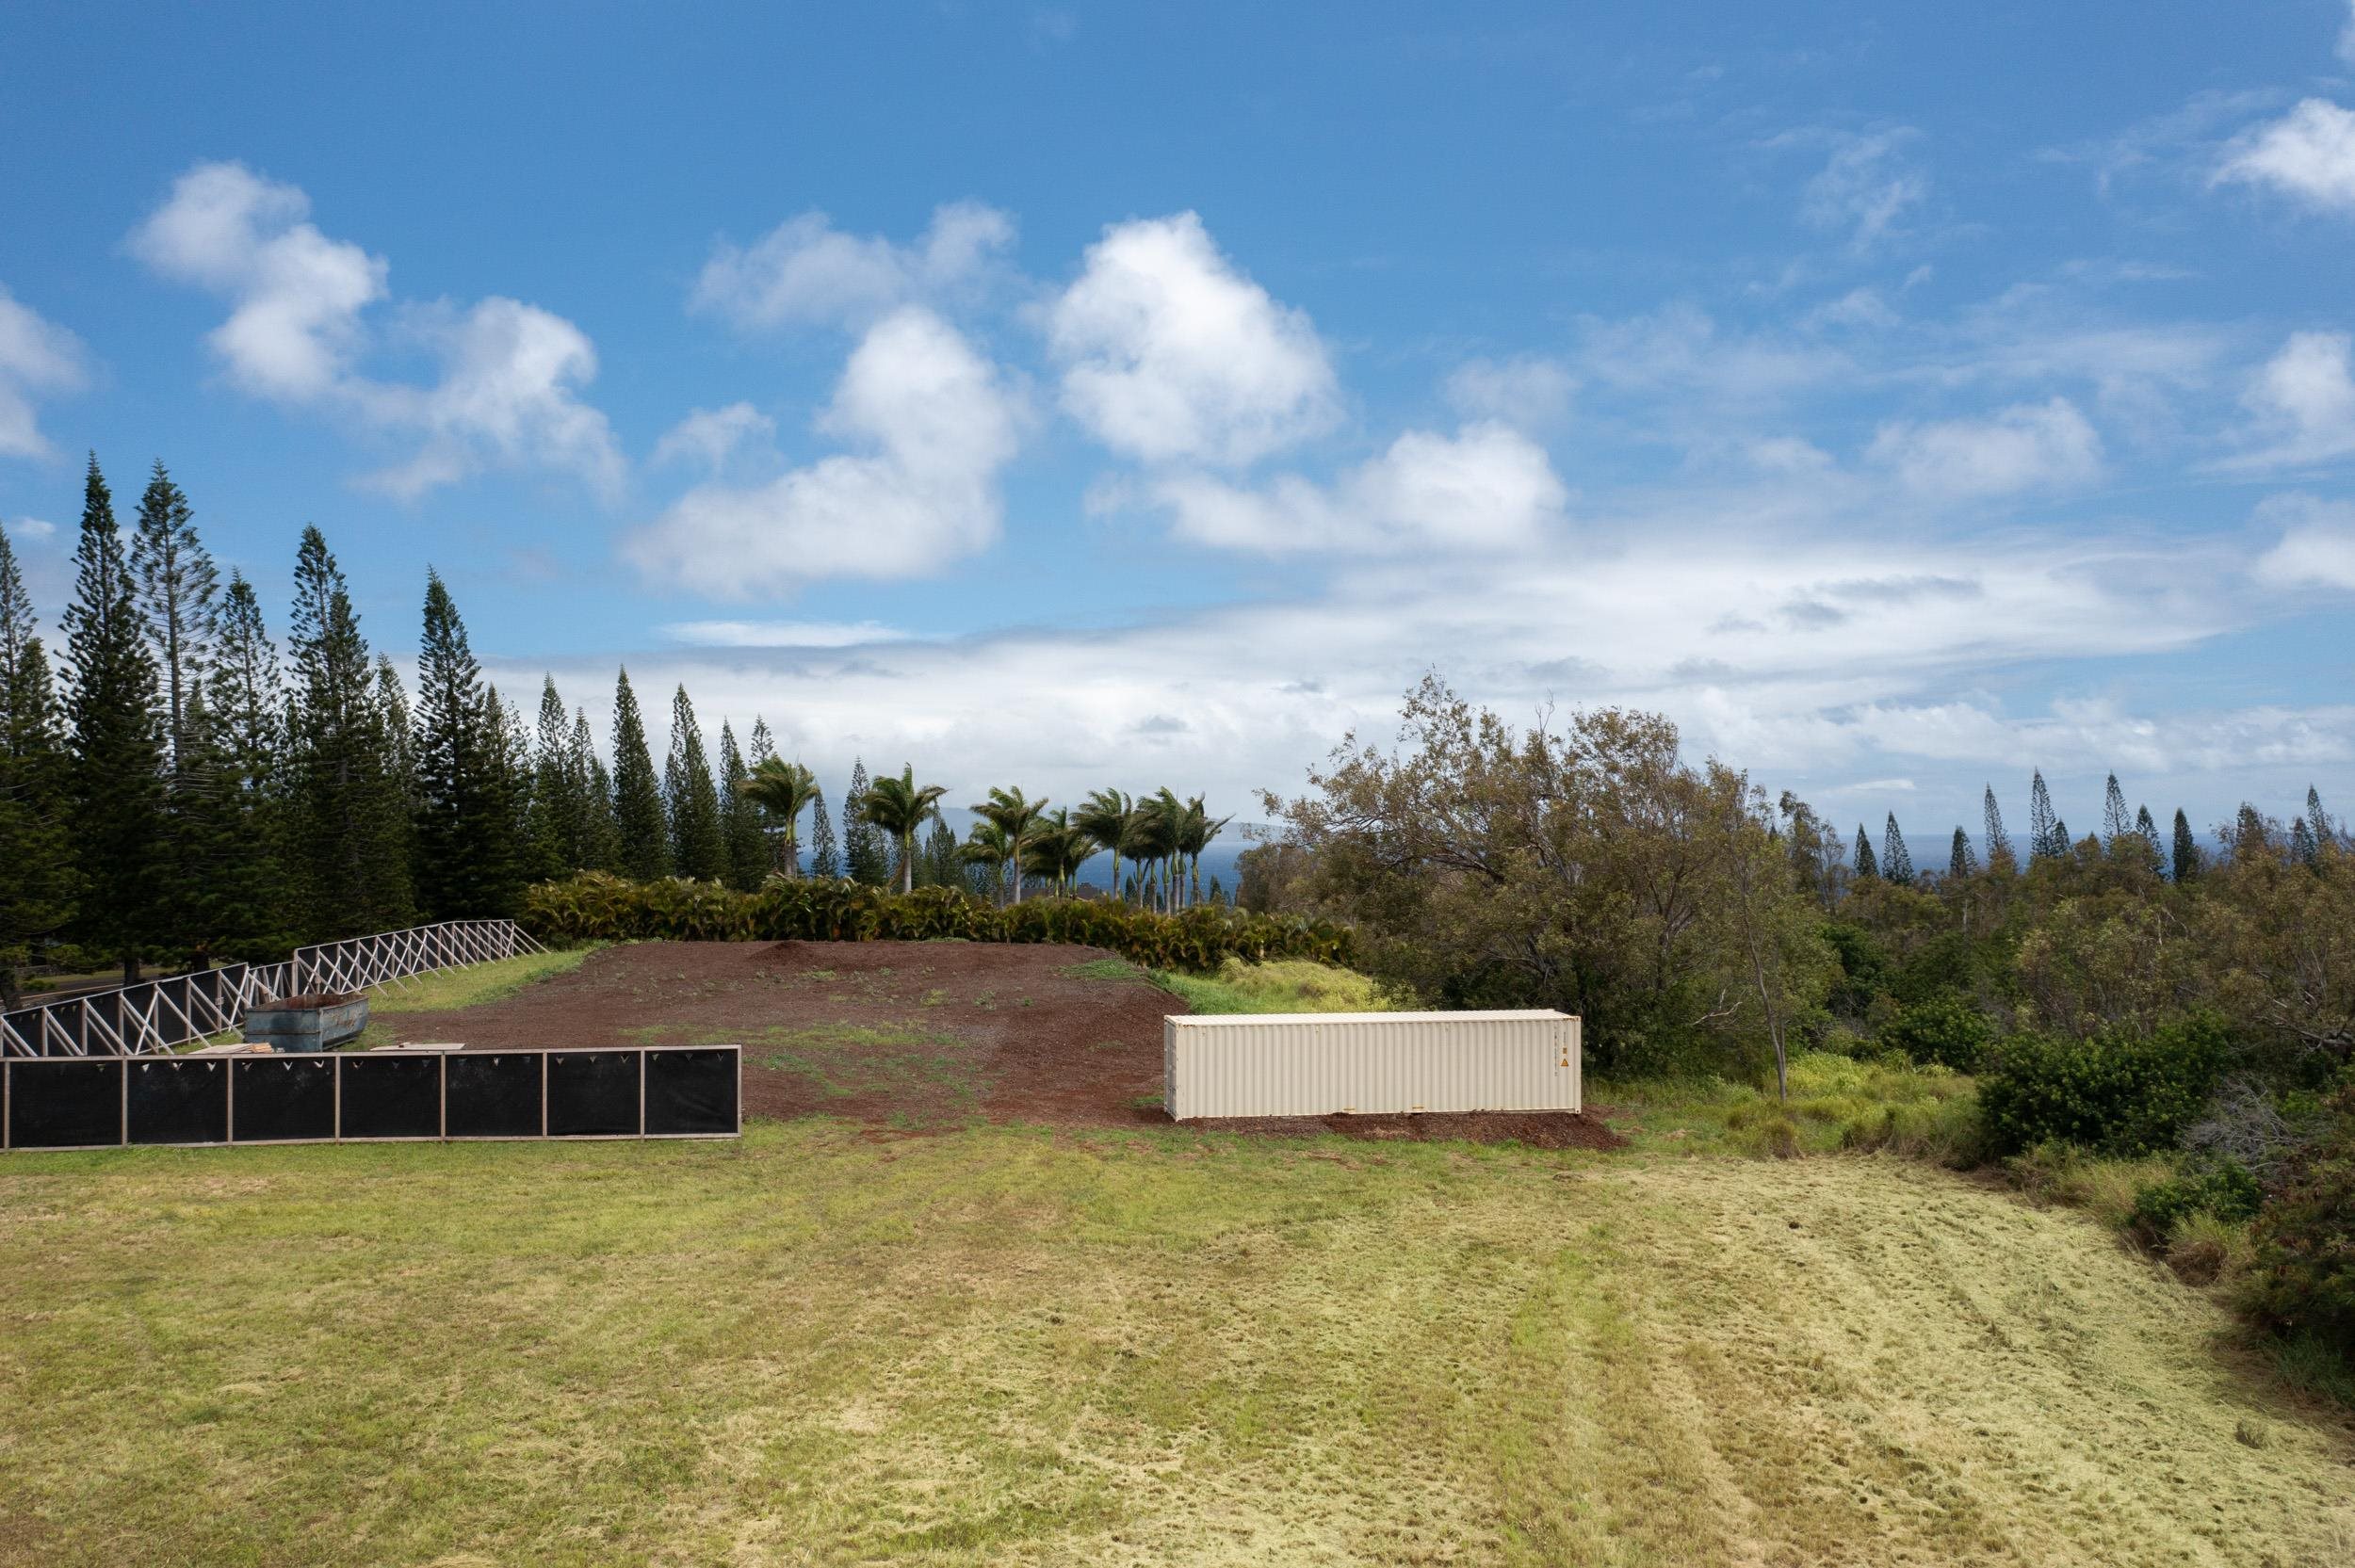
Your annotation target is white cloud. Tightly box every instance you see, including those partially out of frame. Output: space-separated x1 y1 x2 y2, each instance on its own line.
0 285 89 460
1045 212 1339 466
661 620 914 648
2223 331 2355 469
1139 423 1567 556
2215 98 2355 212
1577 305 1849 405
1778 127 1929 251
1444 355 1574 427
130 160 619 495
627 306 1023 595
1867 397 2103 498
690 202 1016 332
653 402 776 470
2251 493 2355 590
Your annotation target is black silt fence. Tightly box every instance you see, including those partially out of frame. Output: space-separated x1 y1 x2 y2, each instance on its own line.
0 1046 739 1151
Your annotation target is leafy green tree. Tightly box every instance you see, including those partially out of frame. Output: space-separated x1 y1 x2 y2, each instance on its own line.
609 669 669 881
717 720 768 891
0 521 73 1006
62 456 167 979
664 685 725 881
806 783 839 878
129 460 218 775
970 784 1048 903
843 760 888 885
286 525 414 938
412 572 520 917
741 757 820 878
859 765 948 894
1852 824 1878 880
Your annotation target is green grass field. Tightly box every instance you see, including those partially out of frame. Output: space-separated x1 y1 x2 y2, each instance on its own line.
4 950 2349 1565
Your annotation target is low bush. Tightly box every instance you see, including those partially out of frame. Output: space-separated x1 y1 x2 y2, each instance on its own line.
1148 957 1401 1014
2246 1084 2355 1357
1978 1014 2231 1156
2129 1158 2261 1242
1877 992 1994 1071
521 873 1354 975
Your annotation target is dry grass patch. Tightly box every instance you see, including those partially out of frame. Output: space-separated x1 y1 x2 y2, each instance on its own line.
0 1126 2347 1565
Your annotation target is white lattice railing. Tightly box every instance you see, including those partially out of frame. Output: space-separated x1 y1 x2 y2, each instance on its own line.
0 920 546 1059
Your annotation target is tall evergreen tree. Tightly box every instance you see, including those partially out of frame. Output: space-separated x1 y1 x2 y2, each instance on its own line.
807 783 840 878
0 521 73 1006
718 721 767 891
2132 804 2166 877
2310 784 2334 848
62 456 167 980
2100 772 2130 846
2291 816 2320 868
2232 803 2270 860
2171 808 2199 881
609 669 670 881
571 709 623 872
2027 769 2059 858
1982 784 2014 869
523 677 578 881
664 686 726 881
1852 823 1878 880
1882 813 1914 885
129 461 218 775
203 574 290 958
1947 826 1976 879
412 572 520 917
843 759 888 884
747 717 776 765
2052 816 2072 853
917 816 961 889
286 525 413 938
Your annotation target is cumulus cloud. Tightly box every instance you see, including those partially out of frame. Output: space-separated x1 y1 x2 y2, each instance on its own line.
2215 98 2355 212
1045 212 1339 466
130 160 620 496
1445 355 1574 427
627 306 1023 595
1867 397 2103 498
1133 423 1567 556
652 402 776 470
2223 331 2355 469
690 202 1016 332
0 284 88 461
2251 493 2355 590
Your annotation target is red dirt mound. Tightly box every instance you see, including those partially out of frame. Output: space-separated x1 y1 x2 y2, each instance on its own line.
391 941 1620 1148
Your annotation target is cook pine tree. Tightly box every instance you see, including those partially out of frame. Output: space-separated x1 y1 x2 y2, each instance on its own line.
62 456 167 981
664 685 725 881
413 572 521 918
0 520 73 1006
609 668 670 881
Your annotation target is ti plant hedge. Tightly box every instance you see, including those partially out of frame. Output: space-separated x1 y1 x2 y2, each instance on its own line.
520 872 1354 974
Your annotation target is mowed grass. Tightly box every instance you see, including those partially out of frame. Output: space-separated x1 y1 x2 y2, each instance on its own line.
1 1124 2348 1566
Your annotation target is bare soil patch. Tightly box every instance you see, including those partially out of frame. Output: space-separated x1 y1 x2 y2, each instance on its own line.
386 940 1618 1147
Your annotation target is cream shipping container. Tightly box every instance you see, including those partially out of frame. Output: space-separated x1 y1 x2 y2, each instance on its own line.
1162 1010 1581 1121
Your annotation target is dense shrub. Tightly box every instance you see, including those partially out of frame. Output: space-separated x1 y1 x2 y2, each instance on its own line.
2130 1159 2261 1242
2248 1086 2355 1354
1978 1014 2232 1156
1878 992 1994 1071
520 873 1353 975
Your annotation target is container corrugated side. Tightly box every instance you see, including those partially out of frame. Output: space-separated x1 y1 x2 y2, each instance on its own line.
1162 1010 1580 1120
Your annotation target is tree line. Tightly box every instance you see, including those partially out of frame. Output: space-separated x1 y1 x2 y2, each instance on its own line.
0 457 1231 1005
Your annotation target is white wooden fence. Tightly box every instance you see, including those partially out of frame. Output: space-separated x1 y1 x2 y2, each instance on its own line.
0 920 546 1059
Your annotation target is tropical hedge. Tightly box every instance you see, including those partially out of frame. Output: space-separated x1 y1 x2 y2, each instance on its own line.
519 872 1353 974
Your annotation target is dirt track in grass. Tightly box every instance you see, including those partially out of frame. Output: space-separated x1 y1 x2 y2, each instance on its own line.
376 940 1622 1147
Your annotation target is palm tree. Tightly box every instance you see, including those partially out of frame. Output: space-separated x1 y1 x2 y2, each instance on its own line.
739 757 820 877
1022 808 1091 897
1133 790 1185 913
859 765 949 894
970 785 1049 904
958 820 1015 902
1073 788 1135 902
1175 794 1230 911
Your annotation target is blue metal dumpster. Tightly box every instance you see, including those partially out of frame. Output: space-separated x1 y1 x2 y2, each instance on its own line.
242 993 369 1053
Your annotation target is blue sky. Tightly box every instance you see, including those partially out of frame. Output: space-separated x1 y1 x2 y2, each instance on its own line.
3 0 2353 860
